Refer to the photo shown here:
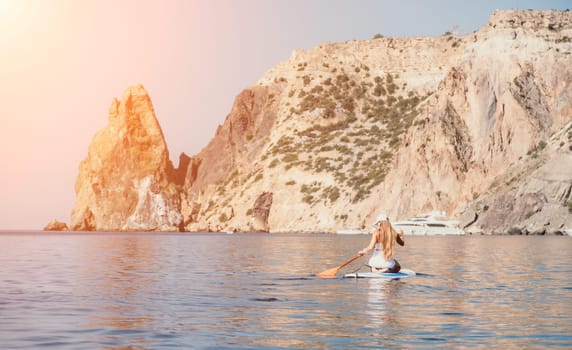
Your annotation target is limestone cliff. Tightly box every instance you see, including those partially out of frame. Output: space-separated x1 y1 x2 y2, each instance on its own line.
379 10 572 234
68 10 572 234
70 85 182 231
180 10 572 233
460 121 572 234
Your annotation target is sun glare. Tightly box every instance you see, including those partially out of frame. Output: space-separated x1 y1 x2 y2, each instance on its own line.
0 0 13 12
0 0 22 22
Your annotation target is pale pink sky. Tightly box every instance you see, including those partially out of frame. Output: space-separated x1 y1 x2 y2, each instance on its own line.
0 0 566 229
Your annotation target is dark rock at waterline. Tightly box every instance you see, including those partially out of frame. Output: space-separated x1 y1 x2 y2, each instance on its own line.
250 192 273 233
459 209 478 229
530 228 546 236
507 227 523 235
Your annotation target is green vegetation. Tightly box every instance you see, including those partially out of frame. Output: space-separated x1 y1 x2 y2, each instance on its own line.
282 154 299 163
527 140 548 158
324 186 340 202
259 68 426 205
299 181 341 205
300 181 322 205
297 62 308 71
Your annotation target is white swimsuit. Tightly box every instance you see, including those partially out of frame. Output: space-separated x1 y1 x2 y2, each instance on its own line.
368 243 396 269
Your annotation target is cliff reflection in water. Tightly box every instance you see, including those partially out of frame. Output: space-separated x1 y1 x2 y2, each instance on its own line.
80 235 157 334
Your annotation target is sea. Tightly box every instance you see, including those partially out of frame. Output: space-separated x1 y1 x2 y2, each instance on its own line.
0 231 571 349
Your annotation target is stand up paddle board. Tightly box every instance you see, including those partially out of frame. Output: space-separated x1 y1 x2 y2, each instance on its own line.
343 268 416 279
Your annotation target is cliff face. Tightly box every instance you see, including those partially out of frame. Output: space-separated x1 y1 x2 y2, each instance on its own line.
380 10 572 232
181 10 572 233
70 85 182 231
463 122 572 234
179 85 282 231
67 10 572 234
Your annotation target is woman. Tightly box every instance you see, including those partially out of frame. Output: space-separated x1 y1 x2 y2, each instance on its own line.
358 214 405 273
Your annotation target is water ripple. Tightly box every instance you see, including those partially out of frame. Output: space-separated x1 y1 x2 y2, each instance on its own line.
0 233 570 349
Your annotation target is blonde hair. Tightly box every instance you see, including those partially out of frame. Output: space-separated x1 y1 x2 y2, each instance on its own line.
376 220 399 260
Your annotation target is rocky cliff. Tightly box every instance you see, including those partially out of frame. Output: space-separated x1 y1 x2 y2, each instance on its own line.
378 10 572 234
68 10 572 234
70 85 182 231
180 10 572 234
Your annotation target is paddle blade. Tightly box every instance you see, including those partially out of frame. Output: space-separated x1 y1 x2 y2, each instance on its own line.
316 254 362 278
316 268 339 278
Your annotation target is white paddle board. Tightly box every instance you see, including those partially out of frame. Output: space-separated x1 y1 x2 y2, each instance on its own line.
343 268 416 279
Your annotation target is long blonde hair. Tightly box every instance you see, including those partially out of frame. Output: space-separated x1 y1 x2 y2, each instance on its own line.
376 220 399 260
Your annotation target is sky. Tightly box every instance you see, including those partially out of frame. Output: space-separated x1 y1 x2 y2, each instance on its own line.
0 0 569 230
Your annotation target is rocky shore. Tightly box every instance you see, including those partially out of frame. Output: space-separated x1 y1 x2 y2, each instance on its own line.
47 10 572 235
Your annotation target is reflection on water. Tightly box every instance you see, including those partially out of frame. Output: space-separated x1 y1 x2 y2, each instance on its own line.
364 279 403 329
81 236 156 344
0 233 571 349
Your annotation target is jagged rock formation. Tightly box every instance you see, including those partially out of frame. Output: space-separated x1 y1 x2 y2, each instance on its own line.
70 85 182 231
68 10 572 234
43 220 68 231
180 10 572 233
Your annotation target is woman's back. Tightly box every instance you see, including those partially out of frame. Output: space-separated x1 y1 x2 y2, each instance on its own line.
359 217 405 273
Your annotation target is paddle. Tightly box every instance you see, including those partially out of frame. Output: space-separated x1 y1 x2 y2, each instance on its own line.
317 254 363 278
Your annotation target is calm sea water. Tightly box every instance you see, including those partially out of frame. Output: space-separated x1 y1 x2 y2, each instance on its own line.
0 232 571 349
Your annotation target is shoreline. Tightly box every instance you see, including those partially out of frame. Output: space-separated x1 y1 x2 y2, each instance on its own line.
1 229 570 236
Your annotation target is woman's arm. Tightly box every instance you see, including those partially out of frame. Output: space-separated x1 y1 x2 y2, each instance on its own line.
396 230 405 246
388 220 404 246
358 230 378 255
